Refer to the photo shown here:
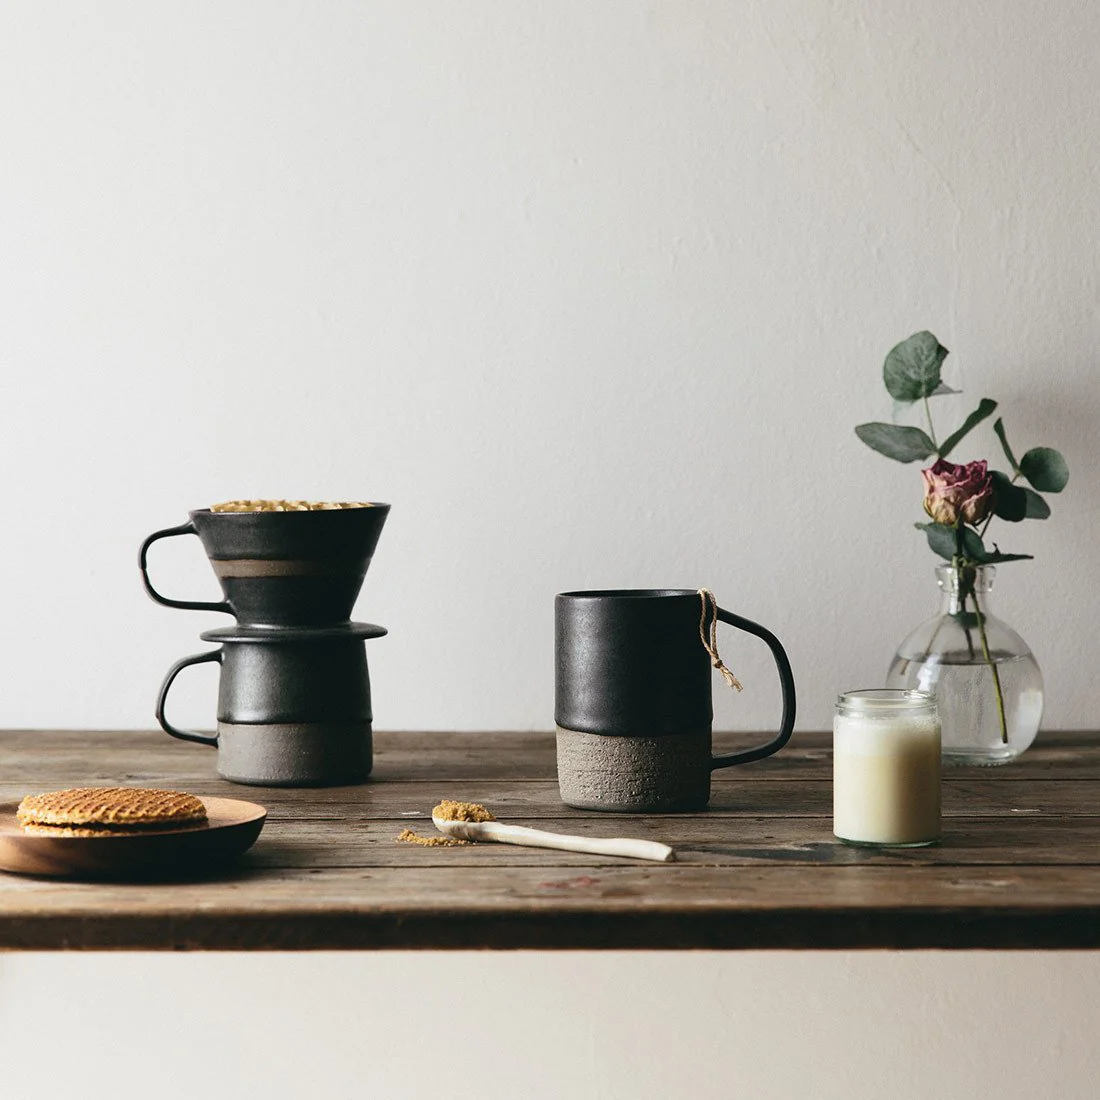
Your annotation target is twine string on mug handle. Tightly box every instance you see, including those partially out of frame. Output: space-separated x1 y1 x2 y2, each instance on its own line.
698 588 743 692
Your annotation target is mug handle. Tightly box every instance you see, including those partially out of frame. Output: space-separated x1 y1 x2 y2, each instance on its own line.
155 649 222 747
139 522 231 614
710 607 797 769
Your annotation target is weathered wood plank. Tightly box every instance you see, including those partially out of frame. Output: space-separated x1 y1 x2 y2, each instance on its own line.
0 865 1097 950
234 816 1100 868
186 777 1100 820
2 774 1091 827
2 730 1097 783
5 863 1099 914
3 778 1094 821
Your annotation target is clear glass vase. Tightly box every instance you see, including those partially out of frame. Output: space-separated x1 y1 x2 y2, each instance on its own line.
885 565 1043 765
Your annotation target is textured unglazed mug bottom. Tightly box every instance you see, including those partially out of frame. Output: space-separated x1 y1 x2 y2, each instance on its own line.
216 721 373 787
556 726 711 812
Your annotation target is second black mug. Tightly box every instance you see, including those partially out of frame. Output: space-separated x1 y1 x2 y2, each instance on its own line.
555 588 796 811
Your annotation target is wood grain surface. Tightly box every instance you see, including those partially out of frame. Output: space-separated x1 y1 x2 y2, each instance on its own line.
0 729 1097 950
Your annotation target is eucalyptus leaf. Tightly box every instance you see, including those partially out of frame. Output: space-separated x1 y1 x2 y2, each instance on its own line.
914 522 957 560
1019 447 1069 493
980 550 1034 564
1023 487 1051 519
958 525 988 561
883 331 949 403
993 418 1019 472
964 528 1033 564
930 382 960 396
855 422 936 463
938 398 998 459
990 469 1027 522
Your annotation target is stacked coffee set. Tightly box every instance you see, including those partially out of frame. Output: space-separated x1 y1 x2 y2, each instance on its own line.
135 500 802 809
140 500 391 786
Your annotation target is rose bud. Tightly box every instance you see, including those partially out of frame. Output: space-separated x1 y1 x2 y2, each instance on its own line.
921 458 994 527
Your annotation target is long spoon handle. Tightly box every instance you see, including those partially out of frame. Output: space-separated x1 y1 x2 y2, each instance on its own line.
438 818 674 862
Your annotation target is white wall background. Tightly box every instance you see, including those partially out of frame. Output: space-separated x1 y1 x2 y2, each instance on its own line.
1 4 1097 1099
1 0 1096 734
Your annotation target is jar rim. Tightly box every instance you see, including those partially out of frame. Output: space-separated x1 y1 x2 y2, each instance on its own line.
835 688 938 714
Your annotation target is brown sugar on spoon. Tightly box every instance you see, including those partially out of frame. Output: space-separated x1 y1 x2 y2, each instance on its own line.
433 799 495 823
16 788 208 837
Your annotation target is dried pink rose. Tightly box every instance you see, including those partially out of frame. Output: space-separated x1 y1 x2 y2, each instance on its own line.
921 458 994 526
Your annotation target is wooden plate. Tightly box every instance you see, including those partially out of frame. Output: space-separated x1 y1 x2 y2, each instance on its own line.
0 796 266 880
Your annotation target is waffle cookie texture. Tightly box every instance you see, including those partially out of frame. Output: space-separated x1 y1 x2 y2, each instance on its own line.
17 788 208 834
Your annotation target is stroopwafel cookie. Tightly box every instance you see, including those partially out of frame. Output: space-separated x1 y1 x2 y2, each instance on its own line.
16 787 208 836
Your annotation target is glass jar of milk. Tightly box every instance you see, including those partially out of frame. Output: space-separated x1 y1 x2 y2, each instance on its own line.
833 689 941 847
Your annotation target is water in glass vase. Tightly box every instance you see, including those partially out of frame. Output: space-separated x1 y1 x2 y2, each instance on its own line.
885 565 1044 765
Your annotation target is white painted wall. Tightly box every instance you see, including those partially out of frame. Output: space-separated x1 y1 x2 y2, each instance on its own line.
1 4 1096 1098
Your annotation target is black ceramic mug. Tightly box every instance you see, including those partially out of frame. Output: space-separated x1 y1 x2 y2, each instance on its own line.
155 624 386 786
139 504 390 627
555 589 796 811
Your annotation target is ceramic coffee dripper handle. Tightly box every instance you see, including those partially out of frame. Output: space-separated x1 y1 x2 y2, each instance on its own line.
711 607 797 769
155 649 222 747
139 522 232 614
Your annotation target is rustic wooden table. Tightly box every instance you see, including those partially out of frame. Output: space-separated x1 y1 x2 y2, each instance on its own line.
0 729 1097 950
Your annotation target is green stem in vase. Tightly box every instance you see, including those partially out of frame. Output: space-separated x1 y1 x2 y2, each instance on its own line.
971 586 1009 744
954 543 977 661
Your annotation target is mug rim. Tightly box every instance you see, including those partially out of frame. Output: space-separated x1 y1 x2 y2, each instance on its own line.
557 588 698 600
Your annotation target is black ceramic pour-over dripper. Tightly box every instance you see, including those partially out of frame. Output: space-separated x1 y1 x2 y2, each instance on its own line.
139 504 390 626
